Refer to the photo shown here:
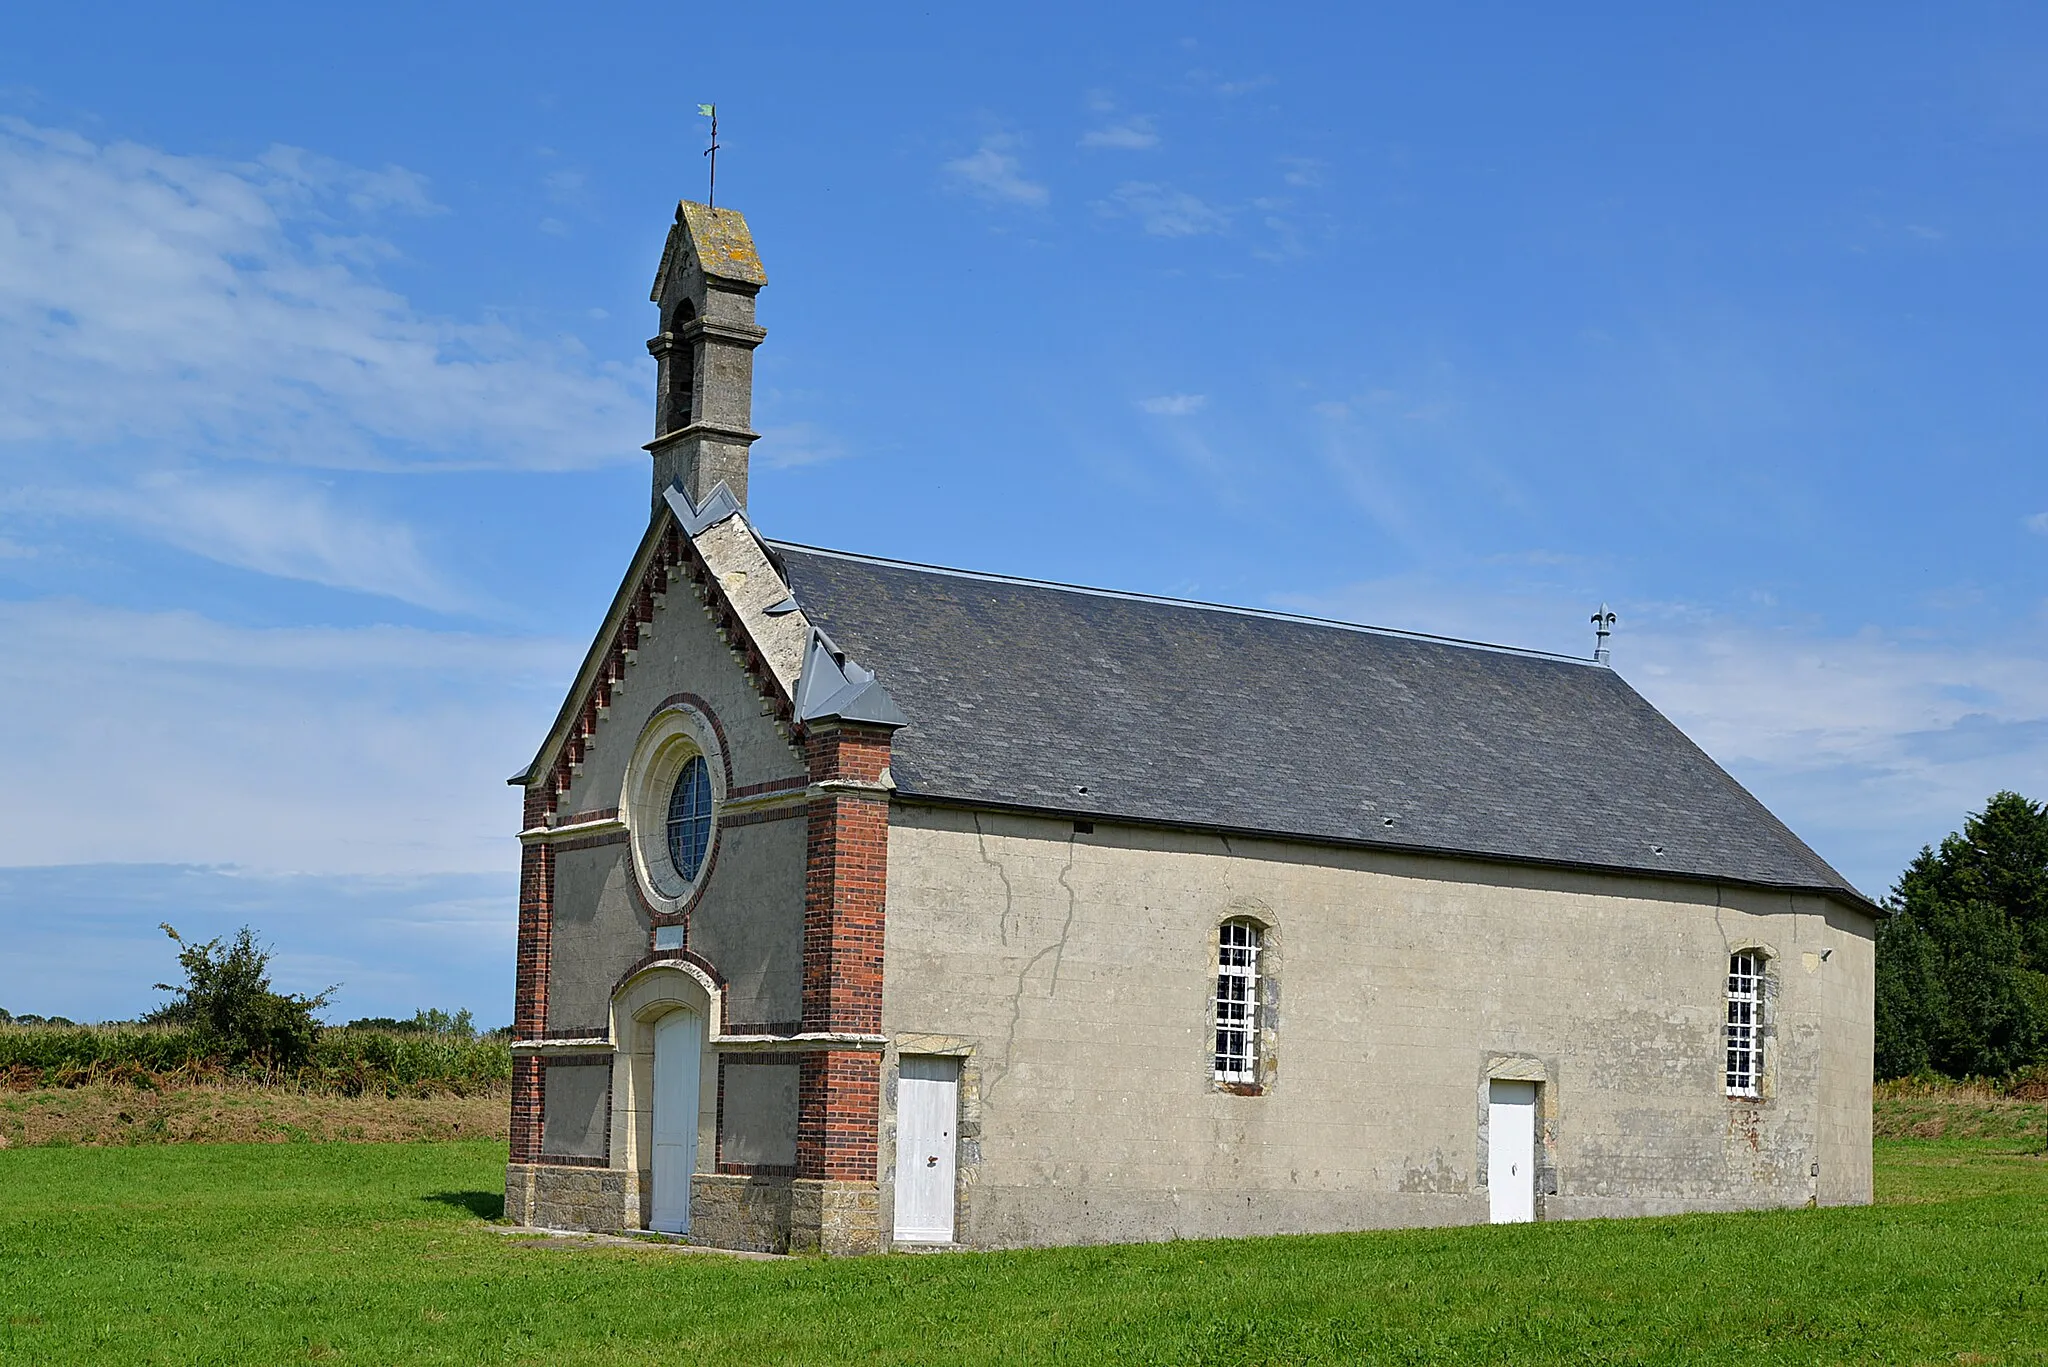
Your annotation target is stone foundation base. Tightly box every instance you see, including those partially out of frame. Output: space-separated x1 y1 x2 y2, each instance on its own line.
506 1165 881 1254
791 1179 882 1255
689 1174 795 1253
505 1162 644 1232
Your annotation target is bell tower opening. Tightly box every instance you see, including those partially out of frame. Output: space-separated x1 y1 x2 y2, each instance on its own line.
659 300 697 434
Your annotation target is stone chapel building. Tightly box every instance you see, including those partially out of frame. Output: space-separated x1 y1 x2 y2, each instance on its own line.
504 201 1877 1254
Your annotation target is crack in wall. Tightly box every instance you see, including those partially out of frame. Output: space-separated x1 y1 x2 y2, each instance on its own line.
973 812 1017 947
982 833 1080 1106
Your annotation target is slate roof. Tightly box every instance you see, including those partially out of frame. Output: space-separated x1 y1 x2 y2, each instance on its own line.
773 542 1867 907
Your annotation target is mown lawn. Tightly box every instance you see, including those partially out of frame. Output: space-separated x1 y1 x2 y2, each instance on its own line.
2 1138 2045 1365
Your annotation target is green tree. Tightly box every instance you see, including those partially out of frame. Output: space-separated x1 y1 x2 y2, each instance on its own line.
1876 792 2048 1079
340 1008 475 1037
150 924 336 1069
1873 908 1943 1077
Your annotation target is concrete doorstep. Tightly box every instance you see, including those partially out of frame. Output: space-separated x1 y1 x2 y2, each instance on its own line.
491 1226 790 1259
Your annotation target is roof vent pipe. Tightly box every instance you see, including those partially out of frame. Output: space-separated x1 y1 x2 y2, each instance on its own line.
1591 604 1617 665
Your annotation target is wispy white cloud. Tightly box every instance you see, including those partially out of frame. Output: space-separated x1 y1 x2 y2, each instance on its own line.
1184 69 1273 98
1081 118 1160 151
542 168 586 205
251 145 440 216
0 599 574 874
756 420 847 470
0 118 644 473
23 472 472 610
943 135 1048 208
2025 511 2048 535
1280 157 1326 189
1138 393 1208 416
1100 181 1230 237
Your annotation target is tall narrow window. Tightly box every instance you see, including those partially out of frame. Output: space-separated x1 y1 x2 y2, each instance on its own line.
666 755 713 883
1214 921 1261 1085
1725 950 1764 1098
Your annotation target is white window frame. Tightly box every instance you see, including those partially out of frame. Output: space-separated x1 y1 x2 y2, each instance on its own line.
1213 920 1262 1087
1725 950 1765 1099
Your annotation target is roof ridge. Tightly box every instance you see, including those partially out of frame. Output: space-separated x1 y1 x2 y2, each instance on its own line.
768 540 1599 666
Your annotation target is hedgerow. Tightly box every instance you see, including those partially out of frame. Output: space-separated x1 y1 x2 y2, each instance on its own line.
0 1023 511 1096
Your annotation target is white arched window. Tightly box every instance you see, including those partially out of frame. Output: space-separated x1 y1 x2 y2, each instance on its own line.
1213 921 1262 1086
1725 950 1765 1098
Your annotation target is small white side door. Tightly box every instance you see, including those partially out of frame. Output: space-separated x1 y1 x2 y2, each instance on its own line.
892 1056 960 1244
650 1009 702 1235
1487 1079 1537 1224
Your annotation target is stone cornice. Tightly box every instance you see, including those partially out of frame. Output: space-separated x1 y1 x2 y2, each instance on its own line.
510 1037 613 1055
643 421 760 452
518 815 627 845
808 777 895 801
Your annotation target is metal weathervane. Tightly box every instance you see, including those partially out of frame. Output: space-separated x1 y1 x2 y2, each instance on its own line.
698 103 719 207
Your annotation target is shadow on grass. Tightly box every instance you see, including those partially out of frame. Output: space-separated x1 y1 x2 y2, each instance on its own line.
423 1190 504 1220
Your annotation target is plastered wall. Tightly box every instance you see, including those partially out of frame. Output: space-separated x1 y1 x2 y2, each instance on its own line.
719 1059 799 1168
541 1059 610 1159
881 804 1875 1250
547 846 648 1036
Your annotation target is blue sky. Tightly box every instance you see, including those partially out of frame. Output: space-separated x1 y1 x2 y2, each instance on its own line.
2 4 2045 1023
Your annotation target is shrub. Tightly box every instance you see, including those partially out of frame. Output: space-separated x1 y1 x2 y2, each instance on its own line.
149 924 334 1070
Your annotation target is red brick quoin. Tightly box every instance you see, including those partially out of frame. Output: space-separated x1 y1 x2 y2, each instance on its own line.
797 1051 882 1180
510 784 555 1164
796 720 893 1181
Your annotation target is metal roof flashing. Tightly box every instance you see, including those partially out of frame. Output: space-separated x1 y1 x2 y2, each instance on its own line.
794 629 908 729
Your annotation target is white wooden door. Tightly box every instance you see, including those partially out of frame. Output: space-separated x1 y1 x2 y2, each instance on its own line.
1487 1079 1537 1224
650 1009 701 1235
893 1056 959 1244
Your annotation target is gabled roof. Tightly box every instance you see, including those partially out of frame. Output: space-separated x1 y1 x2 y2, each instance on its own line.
773 543 1869 909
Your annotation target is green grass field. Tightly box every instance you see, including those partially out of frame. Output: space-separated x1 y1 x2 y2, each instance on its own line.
2 1139 2046 1365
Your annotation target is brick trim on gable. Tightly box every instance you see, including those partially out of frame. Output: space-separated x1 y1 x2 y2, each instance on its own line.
531 521 804 825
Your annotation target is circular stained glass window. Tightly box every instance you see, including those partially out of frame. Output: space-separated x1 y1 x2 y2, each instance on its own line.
666 754 713 882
